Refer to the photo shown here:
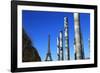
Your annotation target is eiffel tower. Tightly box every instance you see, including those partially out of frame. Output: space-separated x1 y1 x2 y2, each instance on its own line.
45 34 53 61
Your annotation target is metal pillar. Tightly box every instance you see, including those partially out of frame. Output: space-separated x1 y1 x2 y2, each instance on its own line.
64 17 70 60
57 37 60 60
59 31 64 60
74 38 77 60
74 13 83 59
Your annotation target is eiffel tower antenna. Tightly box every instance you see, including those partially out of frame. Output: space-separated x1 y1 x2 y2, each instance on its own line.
45 34 53 61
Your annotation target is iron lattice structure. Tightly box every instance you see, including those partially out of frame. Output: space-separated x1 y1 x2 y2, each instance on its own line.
45 34 53 61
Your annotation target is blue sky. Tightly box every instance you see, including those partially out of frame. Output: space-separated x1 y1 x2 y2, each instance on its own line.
22 10 90 61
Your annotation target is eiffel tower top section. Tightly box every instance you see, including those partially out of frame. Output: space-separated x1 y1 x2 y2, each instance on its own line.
48 34 50 53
